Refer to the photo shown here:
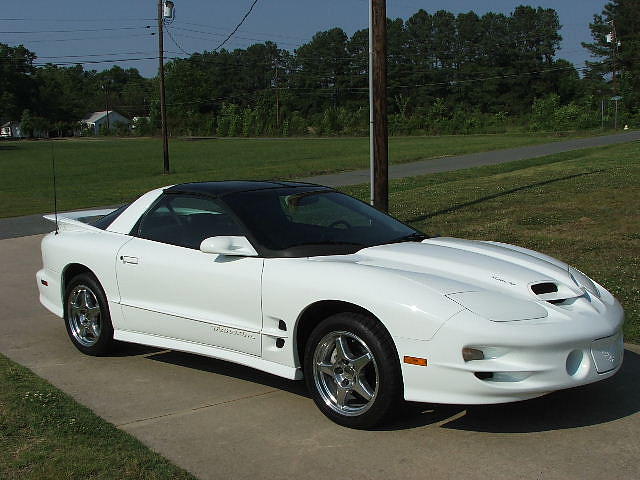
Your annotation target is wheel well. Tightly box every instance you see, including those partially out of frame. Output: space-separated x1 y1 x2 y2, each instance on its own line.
295 300 376 368
61 263 94 296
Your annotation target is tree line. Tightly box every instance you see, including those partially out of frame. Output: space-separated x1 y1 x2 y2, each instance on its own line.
0 1 637 138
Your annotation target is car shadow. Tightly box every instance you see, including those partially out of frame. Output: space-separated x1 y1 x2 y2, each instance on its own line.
387 348 640 433
406 170 603 223
116 343 640 432
144 349 309 397
108 342 163 357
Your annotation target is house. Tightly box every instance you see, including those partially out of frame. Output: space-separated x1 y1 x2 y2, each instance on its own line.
81 110 130 135
0 121 25 138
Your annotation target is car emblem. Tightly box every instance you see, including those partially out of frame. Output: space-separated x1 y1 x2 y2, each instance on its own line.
491 275 517 286
602 351 616 363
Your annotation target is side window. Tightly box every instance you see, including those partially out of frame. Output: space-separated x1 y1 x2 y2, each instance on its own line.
138 195 243 249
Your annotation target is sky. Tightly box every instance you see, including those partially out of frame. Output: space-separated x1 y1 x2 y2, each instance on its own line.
1 0 607 78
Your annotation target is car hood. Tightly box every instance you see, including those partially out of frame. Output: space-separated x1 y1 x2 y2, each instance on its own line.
310 237 586 321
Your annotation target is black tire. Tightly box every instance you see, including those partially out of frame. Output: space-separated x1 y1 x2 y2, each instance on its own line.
303 312 403 428
64 273 115 356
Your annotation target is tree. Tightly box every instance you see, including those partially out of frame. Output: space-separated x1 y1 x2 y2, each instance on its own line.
583 0 640 115
0 44 37 121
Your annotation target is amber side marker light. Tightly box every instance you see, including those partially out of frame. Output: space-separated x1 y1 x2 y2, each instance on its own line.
404 356 428 366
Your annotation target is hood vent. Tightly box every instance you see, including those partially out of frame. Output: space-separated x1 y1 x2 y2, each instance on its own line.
531 282 558 295
530 281 581 305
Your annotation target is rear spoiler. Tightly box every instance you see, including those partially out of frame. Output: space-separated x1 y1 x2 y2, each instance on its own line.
43 208 116 232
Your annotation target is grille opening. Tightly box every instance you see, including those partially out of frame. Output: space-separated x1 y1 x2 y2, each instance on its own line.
531 282 558 295
474 372 494 380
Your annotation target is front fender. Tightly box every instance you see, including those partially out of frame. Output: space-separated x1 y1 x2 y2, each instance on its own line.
262 258 464 342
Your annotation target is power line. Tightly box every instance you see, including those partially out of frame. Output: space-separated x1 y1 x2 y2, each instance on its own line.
6 32 155 43
171 26 301 48
0 17 155 22
179 20 310 42
0 26 150 34
213 0 261 51
165 26 191 56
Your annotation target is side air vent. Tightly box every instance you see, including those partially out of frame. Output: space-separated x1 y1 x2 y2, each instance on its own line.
531 282 558 295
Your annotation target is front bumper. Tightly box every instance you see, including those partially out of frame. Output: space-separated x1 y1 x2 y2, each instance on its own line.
397 296 625 405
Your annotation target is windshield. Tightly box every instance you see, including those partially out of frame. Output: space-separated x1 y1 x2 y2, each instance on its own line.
224 187 426 257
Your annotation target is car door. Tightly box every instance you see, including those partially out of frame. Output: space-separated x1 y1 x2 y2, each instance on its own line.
115 194 263 356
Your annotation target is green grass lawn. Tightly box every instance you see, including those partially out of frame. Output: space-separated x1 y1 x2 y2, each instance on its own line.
343 141 640 343
0 139 637 478
0 133 593 218
0 354 195 480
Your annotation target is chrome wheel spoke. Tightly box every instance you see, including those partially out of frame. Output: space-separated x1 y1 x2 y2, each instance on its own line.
88 320 100 339
352 352 372 374
335 386 349 409
81 289 90 309
334 336 352 363
318 362 334 376
352 377 374 401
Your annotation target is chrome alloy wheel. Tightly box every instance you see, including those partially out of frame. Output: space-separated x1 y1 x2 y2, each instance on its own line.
312 331 379 416
67 285 102 347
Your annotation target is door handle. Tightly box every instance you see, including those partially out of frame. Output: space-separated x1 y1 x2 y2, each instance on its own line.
120 255 139 265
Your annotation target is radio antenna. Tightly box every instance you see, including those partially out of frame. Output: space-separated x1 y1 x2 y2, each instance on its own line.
50 140 59 235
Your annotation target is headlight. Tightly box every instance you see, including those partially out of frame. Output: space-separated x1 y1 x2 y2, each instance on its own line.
569 267 600 298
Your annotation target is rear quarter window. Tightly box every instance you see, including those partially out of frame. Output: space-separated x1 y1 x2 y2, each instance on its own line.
92 205 129 230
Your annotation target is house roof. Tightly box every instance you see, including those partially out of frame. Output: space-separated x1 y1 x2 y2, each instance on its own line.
82 111 129 124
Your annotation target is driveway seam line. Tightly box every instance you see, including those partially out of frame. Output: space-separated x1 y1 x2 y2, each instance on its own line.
116 389 280 427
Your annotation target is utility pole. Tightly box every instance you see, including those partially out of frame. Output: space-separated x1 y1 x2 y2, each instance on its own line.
275 62 280 130
609 21 618 97
158 0 172 174
369 0 388 211
102 83 110 131
607 20 621 130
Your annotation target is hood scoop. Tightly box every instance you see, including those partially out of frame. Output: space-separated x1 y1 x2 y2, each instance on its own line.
530 281 582 305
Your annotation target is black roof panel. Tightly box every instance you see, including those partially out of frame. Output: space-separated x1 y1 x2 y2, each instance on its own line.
164 180 328 197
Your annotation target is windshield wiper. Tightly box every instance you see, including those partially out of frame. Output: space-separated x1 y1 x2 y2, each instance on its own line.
286 241 365 248
387 232 429 244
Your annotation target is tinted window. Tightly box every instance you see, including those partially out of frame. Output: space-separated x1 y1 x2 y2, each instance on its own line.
137 195 243 249
92 204 129 230
224 189 423 255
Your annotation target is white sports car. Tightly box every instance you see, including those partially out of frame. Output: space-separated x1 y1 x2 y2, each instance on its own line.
37 181 624 427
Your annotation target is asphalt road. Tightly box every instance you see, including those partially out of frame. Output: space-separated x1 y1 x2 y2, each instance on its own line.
1 234 639 480
1 130 639 240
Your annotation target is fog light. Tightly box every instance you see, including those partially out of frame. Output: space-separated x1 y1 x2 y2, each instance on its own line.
463 347 485 362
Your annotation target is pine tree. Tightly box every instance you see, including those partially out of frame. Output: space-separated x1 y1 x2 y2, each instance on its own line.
582 0 640 115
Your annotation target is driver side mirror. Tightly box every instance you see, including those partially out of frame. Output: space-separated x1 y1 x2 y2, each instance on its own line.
200 236 259 257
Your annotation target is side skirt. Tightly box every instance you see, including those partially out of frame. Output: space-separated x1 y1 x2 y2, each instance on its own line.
114 329 303 380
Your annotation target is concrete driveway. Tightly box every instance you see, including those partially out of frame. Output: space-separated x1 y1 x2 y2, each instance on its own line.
1 234 639 480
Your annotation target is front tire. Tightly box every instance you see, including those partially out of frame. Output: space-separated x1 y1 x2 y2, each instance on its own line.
64 273 114 356
304 312 402 428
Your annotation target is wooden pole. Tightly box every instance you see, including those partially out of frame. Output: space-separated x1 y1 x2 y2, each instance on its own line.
158 0 170 174
370 0 388 211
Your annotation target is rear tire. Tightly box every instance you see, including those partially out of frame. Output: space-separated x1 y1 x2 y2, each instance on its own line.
64 273 115 356
303 312 402 428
